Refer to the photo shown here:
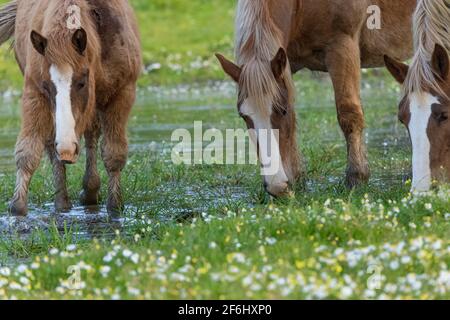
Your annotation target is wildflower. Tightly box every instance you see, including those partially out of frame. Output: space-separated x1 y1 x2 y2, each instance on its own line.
16 265 28 274
99 266 111 277
209 242 217 249
0 267 11 277
66 244 77 252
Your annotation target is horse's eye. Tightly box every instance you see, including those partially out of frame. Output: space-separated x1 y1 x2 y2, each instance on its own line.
77 80 86 90
432 111 448 123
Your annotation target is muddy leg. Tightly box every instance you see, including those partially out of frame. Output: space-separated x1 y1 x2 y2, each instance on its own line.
326 36 370 188
100 85 135 215
80 117 101 206
10 92 52 216
46 143 72 212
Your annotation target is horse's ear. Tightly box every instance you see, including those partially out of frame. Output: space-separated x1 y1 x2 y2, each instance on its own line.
271 47 287 79
72 28 87 56
384 55 409 84
431 44 449 80
30 31 47 56
215 53 241 83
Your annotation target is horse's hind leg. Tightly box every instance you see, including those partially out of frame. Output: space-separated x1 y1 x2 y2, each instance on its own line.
80 117 101 206
99 84 135 216
325 36 370 188
46 143 72 212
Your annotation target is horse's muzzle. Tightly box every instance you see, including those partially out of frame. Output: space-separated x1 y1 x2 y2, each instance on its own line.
56 141 80 164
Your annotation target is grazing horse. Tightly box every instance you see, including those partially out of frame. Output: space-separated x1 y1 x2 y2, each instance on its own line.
216 0 418 196
385 0 450 192
0 0 142 216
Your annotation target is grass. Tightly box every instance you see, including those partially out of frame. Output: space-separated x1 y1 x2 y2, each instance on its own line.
0 0 448 300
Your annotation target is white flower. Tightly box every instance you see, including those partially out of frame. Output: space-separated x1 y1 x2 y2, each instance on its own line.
401 256 412 264
209 242 217 249
66 244 77 252
49 248 59 255
103 253 114 263
99 266 111 277
130 253 140 264
122 249 133 258
16 265 28 274
389 261 399 270
340 286 353 299
0 267 11 277
265 237 277 245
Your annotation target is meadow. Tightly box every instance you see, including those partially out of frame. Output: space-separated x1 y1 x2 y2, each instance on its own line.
0 0 448 299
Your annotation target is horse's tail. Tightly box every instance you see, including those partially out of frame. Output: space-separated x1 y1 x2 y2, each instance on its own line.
0 0 17 46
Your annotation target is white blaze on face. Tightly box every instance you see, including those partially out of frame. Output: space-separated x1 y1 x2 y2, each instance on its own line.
49 64 76 156
241 98 289 193
409 92 436 192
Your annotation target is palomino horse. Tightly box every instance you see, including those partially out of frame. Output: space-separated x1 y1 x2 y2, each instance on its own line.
217 0 418 196
0 0 142 216
385 0 450 192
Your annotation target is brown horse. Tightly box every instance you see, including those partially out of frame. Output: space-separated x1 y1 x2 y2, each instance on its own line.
217 0 417 196
0 0 142 216
385 0 450 192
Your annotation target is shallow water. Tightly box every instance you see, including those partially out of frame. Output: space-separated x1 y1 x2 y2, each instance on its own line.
0 76 411 237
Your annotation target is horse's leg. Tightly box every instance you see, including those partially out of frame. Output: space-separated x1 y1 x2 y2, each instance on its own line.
10 98 50 216
99 84 135 215
46 142 72 212
325 36 370 188
80 116 101 206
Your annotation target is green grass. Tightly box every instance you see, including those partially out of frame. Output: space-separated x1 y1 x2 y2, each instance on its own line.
0 0 448 300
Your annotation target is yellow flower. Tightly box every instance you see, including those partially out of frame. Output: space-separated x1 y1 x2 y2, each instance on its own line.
295 260 305 269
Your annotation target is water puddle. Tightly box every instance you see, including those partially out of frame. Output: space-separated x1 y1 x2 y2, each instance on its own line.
0 78 412 239
0 205 136 240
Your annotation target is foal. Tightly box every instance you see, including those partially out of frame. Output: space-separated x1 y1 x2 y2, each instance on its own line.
0 0 142 216
217 0 417 196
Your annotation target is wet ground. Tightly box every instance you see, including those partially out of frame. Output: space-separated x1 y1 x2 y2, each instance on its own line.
0 73 412 238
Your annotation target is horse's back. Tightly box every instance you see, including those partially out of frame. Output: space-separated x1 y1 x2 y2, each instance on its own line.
360 0 417 67
288 0 416 70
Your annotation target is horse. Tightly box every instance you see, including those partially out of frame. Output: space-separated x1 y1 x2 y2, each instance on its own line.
385 0 450 192
216 0 418 196
0 0 142 216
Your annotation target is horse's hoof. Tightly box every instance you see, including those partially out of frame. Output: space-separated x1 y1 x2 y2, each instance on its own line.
107 196 124 217
79 190 100 206
345 168 370 188
55 198 73 213
9 200 28 217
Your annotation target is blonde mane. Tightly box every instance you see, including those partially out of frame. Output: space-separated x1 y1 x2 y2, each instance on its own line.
42 0 101 69
235 0 295 116
404 0 450 98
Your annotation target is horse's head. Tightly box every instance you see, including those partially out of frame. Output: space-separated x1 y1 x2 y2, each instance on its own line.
216 48 301 196
385 44 450 192
30 28 94 164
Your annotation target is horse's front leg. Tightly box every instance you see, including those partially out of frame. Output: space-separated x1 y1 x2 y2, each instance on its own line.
99 84 135 216
10 92 51 216
325 36 370 188
80 116 101 206
10 135 46 216
46 142 72 212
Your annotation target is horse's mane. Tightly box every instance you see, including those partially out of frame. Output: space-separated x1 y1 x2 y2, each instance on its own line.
235 0 294 116
43 0 101 69
404 0 450 99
